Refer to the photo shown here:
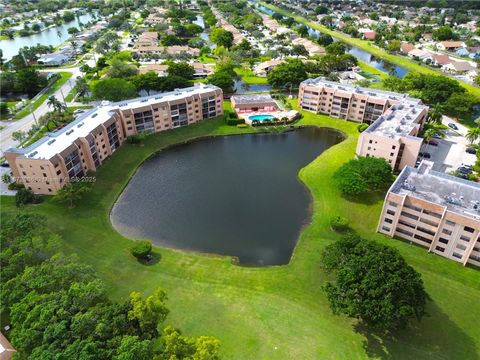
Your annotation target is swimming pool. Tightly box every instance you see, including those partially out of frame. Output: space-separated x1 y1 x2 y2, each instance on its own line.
248 114 276 121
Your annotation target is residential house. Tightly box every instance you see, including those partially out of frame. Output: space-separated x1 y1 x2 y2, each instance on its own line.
400 42 415 54
37 52 70 66
254 59 285 77
437 41 466 51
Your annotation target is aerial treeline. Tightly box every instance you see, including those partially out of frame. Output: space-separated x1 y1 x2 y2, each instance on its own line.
383 73 479 121
0 213 221 359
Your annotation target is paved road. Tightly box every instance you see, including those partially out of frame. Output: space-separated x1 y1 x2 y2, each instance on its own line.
0 67 81 156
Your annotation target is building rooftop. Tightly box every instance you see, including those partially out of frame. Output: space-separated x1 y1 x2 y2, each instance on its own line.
231 94 276 104
365 101 427 139
390 161 480 220
8 84 220 161
302 78 428 140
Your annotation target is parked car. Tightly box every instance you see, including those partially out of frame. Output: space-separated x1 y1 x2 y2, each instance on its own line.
457 166 472 174
73 109 85 115
0 162 10 168
415 160 421 168
448 123 458 130
466 147 477 154
428 139 439 146
419 152 431 159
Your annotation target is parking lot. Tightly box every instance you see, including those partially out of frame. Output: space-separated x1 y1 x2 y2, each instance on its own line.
421 117 477 173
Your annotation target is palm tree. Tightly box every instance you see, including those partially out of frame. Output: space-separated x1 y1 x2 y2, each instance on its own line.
422 127 444 155
47 96 66 114
427 103 443 124
466 127 480 145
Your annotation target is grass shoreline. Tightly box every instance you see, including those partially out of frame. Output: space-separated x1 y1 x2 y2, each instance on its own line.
1 107 479 359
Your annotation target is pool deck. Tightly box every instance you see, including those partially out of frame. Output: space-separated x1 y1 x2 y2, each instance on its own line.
238 110 299 124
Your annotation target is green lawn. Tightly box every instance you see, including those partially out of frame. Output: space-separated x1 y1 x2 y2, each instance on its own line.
234 66 269 85
14 72 73 120
259 1 480 99
1 106 479 359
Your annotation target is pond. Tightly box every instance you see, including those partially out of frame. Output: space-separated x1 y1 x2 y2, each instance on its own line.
0 13 96 61
111 127 344 266
234 79 272 93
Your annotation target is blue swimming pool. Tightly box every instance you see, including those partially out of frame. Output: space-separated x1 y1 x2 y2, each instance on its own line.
249 114 275 121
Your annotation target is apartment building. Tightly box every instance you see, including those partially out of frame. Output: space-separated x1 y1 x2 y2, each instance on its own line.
378 161 480 267
298 78 428 170
5 84 223 195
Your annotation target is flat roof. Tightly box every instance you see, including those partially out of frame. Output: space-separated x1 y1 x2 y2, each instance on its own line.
390 161 480 220
231 94 275 104
302 78 427 140
9 84 220 161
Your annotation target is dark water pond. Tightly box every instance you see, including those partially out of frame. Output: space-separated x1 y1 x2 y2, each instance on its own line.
111 127 344 266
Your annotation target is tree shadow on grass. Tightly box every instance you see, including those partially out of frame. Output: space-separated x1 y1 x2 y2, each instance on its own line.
136 251 162 266
342 190 386 205
354 301 478 359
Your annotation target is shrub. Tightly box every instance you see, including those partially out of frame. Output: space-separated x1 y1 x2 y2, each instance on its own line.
236 123 248 128
357 123 369 132
8 182 25 191
330 216 349 232
15 188 42 207
131 240 153 259
224 112 244 126
127 133 146 144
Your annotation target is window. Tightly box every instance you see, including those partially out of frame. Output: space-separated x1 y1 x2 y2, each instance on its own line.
460 235 471 242
435 246 445 252
369 140 373 144
387 209 395 216
414 234 432 244
401 211 418 221
456 243 467 251
417 226 435 236
442 228 452 235
398 220 415 228
423 209 442 219
392 145 396 150
382 226 391 232
419 218 439 227
390 153 394 156
396 228 413 237
446 220 456 226
388 202 398 207
439 237 449 244
404 203 422 212
56 170 61 175
452 252 462 259
384 218 393 224
464 226 475 233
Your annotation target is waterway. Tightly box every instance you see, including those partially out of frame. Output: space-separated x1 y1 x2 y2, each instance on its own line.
0 13 96 61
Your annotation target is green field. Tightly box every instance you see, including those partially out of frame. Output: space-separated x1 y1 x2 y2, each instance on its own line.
14 72 73 120
1 105 479 359
258 1 480 99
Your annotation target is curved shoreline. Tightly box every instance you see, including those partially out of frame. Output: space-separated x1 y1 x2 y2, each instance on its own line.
108 124 347 268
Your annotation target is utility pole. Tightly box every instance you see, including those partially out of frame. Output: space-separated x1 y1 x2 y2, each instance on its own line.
30 102 38 126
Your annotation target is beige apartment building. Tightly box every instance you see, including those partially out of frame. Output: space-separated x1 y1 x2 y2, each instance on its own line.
298 78 428 170
378 161 480 267
5 84 223 194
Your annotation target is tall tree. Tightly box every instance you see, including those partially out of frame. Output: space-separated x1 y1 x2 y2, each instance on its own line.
322 234 429 330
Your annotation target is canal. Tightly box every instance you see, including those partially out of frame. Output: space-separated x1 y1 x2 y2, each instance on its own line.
252 2 408 78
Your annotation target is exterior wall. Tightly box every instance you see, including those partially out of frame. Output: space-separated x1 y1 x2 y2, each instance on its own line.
378 192 480 267
5 88 223 195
